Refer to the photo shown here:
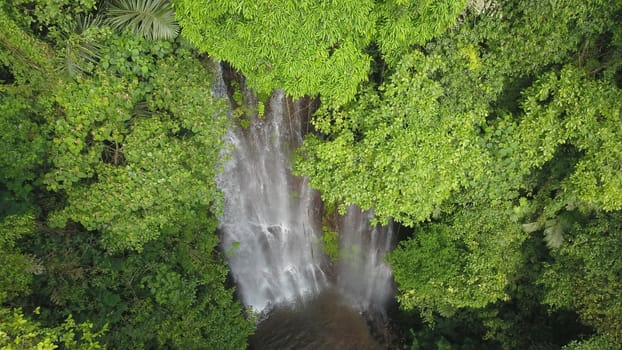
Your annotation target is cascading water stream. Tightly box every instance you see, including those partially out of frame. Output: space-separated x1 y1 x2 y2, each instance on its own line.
337 206 395 315
216 79 328 313
213 62 395 329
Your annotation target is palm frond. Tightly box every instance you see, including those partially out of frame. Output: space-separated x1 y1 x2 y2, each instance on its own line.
73 14 104 35
58 14 103 77
105 0 179 40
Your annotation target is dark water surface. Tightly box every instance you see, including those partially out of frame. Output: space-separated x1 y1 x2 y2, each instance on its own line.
250 291 384 350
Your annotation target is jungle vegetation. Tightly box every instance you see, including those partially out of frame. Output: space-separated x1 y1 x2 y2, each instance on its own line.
1 0 622 349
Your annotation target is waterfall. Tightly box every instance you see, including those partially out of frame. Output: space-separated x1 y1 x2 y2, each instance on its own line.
337 206 395 315
213 62 394 317
215 65 328 312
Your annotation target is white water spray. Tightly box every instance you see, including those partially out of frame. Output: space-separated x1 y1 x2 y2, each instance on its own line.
213 62 394 316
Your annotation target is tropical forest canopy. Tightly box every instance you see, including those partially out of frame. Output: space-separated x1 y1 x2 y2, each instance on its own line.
1 0 622 349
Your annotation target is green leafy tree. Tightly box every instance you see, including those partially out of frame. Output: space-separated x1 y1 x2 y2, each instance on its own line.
389 202 527 322
174 0 466 104
539 212 622 344
45 43 227 251
174 0 376 104
0 214 106 350
297 50 488 226
512 65 622 212
375 0 467 65
27 216 252 349
0 7 53 211
296 1 622 348
0 308 106 350
6 0 98 42
0 93 47 209
2 6 252 349
0 6 54 84
0 213 38 303
297 0 622 235
562 336 621 350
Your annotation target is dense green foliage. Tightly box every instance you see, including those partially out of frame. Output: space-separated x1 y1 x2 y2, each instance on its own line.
298 0 622 225
389 203 527 322
1 2 252 348
0 213 106 349
294 0 622 348
174 0 466 104
540 212 622 344
298 51 489 226
3 0 622 349
45 46 228 252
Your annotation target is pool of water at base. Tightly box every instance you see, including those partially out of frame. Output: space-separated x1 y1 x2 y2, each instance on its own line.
249 291 385 350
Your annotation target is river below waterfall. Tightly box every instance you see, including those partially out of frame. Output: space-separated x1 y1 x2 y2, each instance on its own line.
213 62 395 348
